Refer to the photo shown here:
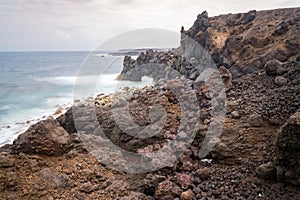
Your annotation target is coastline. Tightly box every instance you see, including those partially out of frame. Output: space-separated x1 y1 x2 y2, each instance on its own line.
0 7 299 200
0 102 72 146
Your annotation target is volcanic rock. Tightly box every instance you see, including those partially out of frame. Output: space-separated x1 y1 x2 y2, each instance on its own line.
12 119 71 156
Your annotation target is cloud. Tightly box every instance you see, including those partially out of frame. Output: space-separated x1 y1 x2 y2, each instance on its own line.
0 0 299 51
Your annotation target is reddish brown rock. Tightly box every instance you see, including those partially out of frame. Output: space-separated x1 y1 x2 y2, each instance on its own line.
154 180 182 200
12 119 71 156
180 189 196 200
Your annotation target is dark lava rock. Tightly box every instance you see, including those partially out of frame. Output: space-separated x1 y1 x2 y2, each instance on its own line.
276 109 300 149
264 59 283 76
273 21 289 35
195 167 210 180
241 10 256 24
248 114 264 127
275 109 300 185
256 162 277 180
274 76 288 86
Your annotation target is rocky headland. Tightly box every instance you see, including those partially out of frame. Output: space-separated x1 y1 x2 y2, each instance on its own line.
0 7 300 200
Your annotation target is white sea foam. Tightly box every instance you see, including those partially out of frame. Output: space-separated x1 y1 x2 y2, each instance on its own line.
0 72 153 146
35 76 77 85
0 100 74 146
0 105 11 111
93 53 109 57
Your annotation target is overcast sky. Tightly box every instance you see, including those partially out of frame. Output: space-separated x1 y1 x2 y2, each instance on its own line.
0 0 299 51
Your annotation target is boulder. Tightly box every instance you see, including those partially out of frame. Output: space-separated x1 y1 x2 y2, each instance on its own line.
195 167 210 180
273 21 289 35
274 76 287 86
241 10 256 24
13 119 71 156
256 162 277 180
248 114 264 127
276 110 300 149
264 59 283 76
0 154 14 168
39 168 70 189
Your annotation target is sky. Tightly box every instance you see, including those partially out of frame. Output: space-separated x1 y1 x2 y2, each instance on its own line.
0 0 299 51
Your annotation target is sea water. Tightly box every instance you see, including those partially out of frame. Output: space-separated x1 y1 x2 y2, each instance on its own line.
0 51 152 146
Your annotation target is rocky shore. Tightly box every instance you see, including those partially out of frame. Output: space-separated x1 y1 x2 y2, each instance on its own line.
1 7 300 200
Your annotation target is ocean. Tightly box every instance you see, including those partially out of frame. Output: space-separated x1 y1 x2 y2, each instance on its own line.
0 51 152 146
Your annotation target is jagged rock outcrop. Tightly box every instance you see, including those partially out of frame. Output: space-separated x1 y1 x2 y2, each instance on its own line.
183 8 300 78
118 7 300 81
275 109 300 185
117 55 141 81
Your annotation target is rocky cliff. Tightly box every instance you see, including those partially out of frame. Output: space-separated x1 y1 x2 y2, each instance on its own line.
0 7 299 200
183 8 300 78
118 7 300 81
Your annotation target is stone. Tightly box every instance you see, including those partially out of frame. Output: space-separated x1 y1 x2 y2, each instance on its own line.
256 162 277 180
155 180 182 200
5 172 18 188
273 22 289 35
13 119 71 156
274 76 287 86
195 167 210 180
231 111 240 119
276 66 287 75
275 109 300 185
80 182 95 194
241 10 256 24
54 106 63 115
180 189 196 200
276 110 300 149
144 174 167 195
40 168 70 189
248 114 264 127
285 169 300 186
175 173 192 189
296 55 300 62
219 66 232 92
0 154 14 168
264 59 283 76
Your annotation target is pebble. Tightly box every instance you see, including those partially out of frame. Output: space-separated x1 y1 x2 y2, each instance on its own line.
231 111 240 119
180 189 196 200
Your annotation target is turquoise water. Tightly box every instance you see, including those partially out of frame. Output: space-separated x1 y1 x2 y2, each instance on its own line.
0 51 152 146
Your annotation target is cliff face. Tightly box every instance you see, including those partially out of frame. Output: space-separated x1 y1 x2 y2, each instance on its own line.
182 8 300 78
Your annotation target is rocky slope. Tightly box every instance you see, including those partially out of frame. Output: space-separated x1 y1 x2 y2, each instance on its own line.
0 7 300 200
